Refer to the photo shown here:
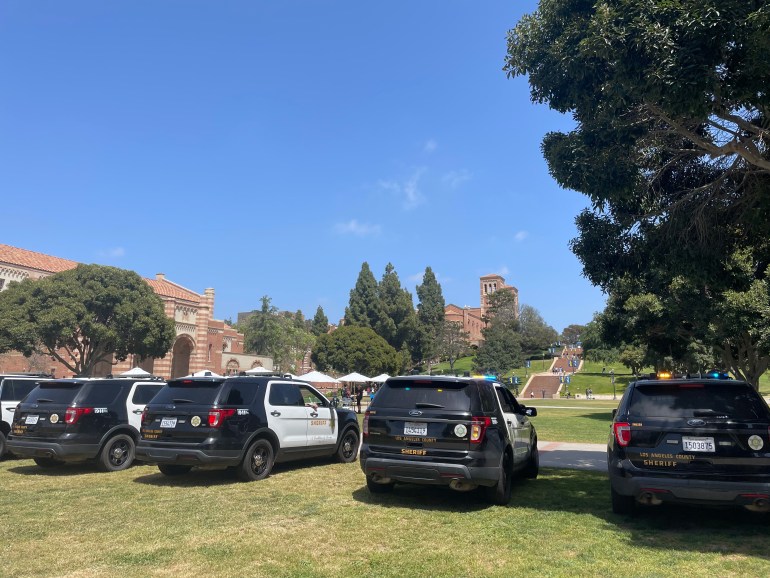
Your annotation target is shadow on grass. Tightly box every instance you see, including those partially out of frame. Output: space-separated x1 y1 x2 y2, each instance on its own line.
8 461 99 477
514 469 770 559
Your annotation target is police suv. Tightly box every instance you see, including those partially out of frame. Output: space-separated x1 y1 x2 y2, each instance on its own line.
360 375 539 504
136 374 360 481
0 373 52 457
8 377 165 471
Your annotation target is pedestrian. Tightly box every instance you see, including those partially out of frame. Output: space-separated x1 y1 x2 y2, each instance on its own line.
356 387 363 414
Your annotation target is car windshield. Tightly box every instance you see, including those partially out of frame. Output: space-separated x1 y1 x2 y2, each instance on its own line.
629 382 770 420
373 380 472 411
23 382 83 404
150 380 223 405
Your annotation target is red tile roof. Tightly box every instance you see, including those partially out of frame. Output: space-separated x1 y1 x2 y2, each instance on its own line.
0 244 78 273
145 278 201 303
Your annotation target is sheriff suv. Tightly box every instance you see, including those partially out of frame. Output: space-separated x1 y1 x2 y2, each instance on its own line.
0 373 52 457
360 375 538 504
8 377 165 471
136 374 360 481
608 375 770 515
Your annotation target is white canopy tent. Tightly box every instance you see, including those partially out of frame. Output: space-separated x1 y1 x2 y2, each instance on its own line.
189 370 225 378
338 372 371 383
370 373 390 383
244 366 272 375
298 370 340 384
118 367 153 378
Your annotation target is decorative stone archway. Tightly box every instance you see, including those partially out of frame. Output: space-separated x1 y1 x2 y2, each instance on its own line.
170 335 195 379
225 359 240 375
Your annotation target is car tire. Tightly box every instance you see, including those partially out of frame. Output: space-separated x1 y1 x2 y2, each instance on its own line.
158 464 192 476
33 457 64 468
366 475 395 494
611 486 636 515
485 452 513 505
239 439 274 481
0 431 6 458
522 440 539 479
336 429 359 463
98 434 135 472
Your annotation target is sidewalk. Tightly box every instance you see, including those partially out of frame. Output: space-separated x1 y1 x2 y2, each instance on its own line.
537 440 607 472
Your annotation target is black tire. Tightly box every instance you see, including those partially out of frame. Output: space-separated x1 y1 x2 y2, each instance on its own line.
611 485 636 515
523 441 539 479
485 452 513 505
336 429 359 463
0 431 6 458
366 475 395 494
97 434 135 472
33 457 64 468
239 439 274 481
158 464 192 476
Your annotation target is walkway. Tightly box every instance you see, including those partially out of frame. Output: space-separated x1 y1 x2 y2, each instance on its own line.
537 440 606 472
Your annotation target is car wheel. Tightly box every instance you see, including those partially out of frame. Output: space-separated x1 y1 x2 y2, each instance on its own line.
336 429 359 463
98 434 135 472
158 464 192 476
611 486 636 515
485 452 512 505
239 439 274 481
523 441 539 479
366 475 395 494
0 431 6 458
33 457 64 468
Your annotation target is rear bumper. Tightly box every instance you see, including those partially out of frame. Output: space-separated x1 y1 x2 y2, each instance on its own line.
7 438 99 461
360 452 499 487
136 443 242 467
609 457 770 506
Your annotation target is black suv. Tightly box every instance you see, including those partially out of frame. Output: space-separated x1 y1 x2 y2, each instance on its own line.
608 376 770 515
360 375 538 504
0 373 52 457
8 377 165 471
136 374 360 481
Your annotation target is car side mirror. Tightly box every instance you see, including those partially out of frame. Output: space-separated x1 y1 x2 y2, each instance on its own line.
524 407 537 417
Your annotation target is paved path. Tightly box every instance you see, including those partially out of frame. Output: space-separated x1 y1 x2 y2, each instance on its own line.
537 440 607 472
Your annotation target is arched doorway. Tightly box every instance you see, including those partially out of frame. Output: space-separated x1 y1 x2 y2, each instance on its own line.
226 359 240 375
171 336 195 379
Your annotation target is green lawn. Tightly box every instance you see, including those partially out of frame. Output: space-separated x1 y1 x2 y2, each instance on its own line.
1 457 768 577
526 399 616 444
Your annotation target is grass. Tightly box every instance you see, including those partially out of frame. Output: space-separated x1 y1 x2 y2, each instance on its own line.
526 398 616 444
1 457 769 577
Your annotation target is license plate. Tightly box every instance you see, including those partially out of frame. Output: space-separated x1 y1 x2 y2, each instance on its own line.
404 421 427 436
25 415 39 425
683 436 715 452
160 417 177 428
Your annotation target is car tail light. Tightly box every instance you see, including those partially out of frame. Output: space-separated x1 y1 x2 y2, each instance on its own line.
141 408 151 426
470 417 492 444
363 411 370 437
613 422 631 447
64 407 93 425
208 408 236 428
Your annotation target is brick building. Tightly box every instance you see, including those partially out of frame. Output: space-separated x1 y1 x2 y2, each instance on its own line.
444 274 519 346
0 244 271 378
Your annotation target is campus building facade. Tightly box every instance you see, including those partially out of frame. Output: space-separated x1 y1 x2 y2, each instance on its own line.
0 244 270 378
444 274 519 346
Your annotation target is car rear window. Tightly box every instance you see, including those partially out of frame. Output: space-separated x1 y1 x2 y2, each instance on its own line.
1 378 50 401
23 382 83 405
79 381 124 405
373 380 473 411
629 382 770 420
151 380 224 405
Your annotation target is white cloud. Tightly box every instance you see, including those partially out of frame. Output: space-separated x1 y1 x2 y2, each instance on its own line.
442 169 472 188
378 168 426 210
514 231 528 242
424 139 437 153
99 247 125 258
334 219 382 237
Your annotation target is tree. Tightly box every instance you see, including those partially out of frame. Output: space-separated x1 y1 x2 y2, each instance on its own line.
618 345 647 376
0 264 175 376
562 324 585 346
518 305 559 354
438 320 471 373
506 0 770 387
243 296 282 356
311 305 329 336
244 298 314 371
415 267 446 370
345 262 388 330
377 263 418 352
473 323 523 375
311 326 400 376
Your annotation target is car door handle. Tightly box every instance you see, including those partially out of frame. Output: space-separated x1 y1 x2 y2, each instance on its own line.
6 407 15 411
132 409 143 414
310 412 318 418
507 420 512 426
271 411 281 417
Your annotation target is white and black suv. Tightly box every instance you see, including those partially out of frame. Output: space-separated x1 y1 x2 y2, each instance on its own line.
0 373 53 458
8 377 165 471
360 375 539 504
136 374 361 481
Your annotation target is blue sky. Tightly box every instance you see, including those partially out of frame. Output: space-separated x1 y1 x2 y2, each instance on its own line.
0 1 605 333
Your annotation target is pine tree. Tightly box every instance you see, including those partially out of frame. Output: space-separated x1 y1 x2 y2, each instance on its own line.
377 263 417 351
311 305 329 336
415 266 446 368
345 262 387 330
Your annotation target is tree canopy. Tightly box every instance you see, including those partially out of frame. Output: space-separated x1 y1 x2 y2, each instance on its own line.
243 297 315 372
0 264 176 376
311 325 400 376
311 305 329 336
415 267 446 368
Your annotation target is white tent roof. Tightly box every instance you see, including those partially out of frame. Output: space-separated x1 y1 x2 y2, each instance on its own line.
118 367 153 377
189 370 224 378
244 366 272 375
298 370 340 384
370 373 391 383
338 372 371 382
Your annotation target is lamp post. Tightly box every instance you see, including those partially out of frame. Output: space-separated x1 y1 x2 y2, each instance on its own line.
612 370 616 400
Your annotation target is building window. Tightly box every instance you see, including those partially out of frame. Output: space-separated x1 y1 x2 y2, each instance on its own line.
208 344 212 362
